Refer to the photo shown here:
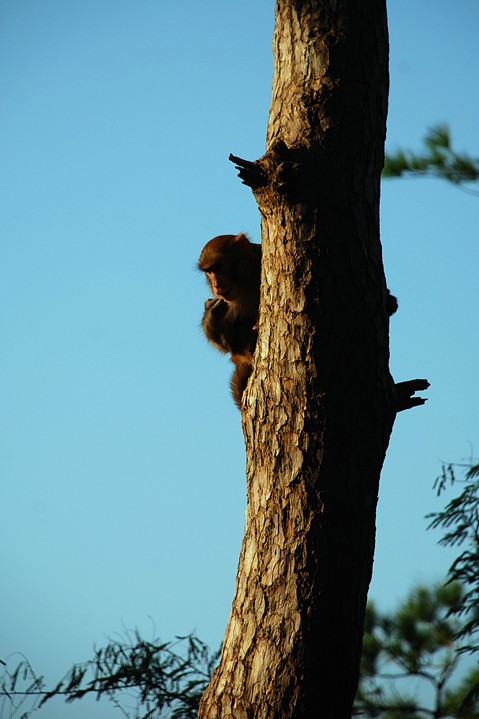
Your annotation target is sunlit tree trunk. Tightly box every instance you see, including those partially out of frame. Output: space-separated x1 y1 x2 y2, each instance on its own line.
199 1 408 717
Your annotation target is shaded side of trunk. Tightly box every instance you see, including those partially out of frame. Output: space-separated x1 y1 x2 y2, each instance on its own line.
199 2 393 717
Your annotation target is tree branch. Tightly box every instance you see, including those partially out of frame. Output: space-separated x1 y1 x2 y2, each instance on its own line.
229 153 267 189
396 379 430 412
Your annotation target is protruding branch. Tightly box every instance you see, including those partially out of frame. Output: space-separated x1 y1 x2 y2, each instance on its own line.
396 379 430 412
230 140 330 202
229 153 267 189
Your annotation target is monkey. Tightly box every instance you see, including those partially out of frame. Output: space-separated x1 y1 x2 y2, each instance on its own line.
198 233 397 409
198 233 261 409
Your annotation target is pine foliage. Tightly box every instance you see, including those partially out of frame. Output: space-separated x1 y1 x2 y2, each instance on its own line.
383 125 479 191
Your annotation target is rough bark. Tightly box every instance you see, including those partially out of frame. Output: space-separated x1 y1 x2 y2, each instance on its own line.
199 1 416 717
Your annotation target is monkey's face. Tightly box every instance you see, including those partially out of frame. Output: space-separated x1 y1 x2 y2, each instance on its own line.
199 234 258 305
205 259 237 302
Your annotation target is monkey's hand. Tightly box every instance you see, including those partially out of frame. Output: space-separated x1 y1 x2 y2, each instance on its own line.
204 298 229 325
205 297 224 311
202 298 230 353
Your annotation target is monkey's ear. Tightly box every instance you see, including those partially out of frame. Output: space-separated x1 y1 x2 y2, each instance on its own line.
234 233 250 247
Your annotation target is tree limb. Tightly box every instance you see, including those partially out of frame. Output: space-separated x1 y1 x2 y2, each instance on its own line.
396 379 430 412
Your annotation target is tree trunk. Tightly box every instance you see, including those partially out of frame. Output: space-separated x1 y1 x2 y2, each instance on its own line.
199 1 396 717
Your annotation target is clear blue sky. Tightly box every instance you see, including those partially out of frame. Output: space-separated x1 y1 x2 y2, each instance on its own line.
1 1 478 716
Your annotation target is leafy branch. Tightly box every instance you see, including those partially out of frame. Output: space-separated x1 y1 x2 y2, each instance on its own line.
384 125 479 194
1 632 220 719
354 583 479 718
428 459 479 650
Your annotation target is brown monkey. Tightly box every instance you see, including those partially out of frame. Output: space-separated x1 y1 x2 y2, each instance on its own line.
198 233 396 407
198 233 261 408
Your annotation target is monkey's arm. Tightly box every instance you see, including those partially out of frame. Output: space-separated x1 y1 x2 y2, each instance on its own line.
202 298 231 353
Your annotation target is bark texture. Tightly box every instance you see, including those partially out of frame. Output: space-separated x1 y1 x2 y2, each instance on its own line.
199 1 394 717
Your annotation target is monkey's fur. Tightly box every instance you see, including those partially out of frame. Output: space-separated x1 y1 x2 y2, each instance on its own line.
198 234 261 408
198 233 397 408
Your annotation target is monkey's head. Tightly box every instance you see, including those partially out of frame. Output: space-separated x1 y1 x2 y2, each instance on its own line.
198 233 260 304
